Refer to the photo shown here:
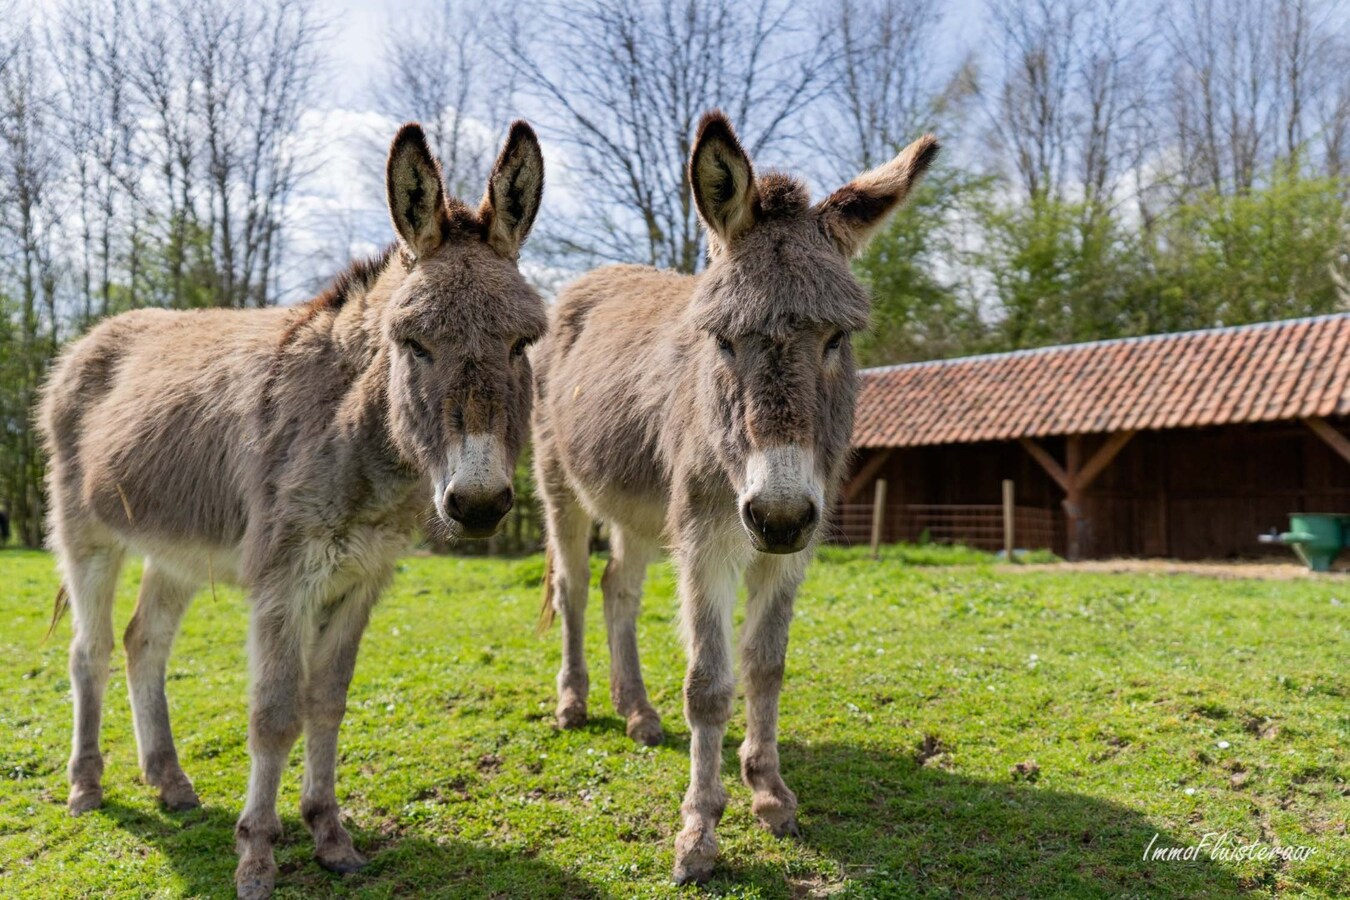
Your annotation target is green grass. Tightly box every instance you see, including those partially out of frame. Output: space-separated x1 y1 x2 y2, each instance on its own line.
0 545 1345 898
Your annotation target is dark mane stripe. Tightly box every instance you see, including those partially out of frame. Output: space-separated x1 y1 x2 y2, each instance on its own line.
313 244 396 313
278 245 396 351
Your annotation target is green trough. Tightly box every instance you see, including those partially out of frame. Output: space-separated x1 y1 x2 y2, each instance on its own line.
1259 512 1350 572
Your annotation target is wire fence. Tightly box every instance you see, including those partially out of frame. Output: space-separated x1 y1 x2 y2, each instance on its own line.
830 502 1059 552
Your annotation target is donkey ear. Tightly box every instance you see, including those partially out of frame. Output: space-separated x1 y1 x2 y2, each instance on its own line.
816 134 940 257
386 123 450 259
690 111 757 248
480 120 544 259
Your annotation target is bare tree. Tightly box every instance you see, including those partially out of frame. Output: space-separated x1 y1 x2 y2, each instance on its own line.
1164 0 1348 194
816 0 952 179
983 0 1151 211
0 23 63 546
500 0 830 273
373 1 513 200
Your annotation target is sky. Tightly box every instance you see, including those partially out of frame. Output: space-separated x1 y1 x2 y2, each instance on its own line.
226 0 992 299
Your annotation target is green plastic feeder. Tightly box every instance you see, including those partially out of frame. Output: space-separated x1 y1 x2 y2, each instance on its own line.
1259 513 1350 572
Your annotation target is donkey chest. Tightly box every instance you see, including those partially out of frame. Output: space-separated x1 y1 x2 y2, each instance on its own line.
294 520 412 599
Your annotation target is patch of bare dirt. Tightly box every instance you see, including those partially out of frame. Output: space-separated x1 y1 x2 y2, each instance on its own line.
1004 558 1350 580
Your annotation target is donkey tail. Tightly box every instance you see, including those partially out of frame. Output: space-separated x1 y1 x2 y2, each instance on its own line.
45 582 70 642
536 545 556 635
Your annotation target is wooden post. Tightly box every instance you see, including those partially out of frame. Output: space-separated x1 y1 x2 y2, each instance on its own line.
1002 479 1015 561
870 479 888 559
1064 436 1083 561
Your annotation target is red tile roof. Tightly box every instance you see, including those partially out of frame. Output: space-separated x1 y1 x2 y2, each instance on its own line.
853 314 1350 448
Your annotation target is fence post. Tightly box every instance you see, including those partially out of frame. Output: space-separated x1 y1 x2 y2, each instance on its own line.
870 479 888 559
1002 479 1015 562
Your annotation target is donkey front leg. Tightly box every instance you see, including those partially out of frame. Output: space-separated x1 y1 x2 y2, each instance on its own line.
300 590 376 874
235 597 304 900
672 547 738 885
739 553 806 837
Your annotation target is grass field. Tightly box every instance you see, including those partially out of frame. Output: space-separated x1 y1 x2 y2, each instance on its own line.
0 545 1345 898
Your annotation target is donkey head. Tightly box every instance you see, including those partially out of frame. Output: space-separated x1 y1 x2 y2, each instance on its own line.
383 122 547 538
688 111 937 554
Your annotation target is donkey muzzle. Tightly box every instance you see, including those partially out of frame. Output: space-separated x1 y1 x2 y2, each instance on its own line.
443 484 514 538
740 445 822 553
741 495 817 554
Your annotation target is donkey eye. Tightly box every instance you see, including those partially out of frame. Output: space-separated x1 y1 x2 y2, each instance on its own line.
404 338 431 361
715 335 735 357
825 331 846 353
511 337 530 359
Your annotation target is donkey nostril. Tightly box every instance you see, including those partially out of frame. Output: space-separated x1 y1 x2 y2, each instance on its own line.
490 486 514 518
743 499 765 530
443 487 465 523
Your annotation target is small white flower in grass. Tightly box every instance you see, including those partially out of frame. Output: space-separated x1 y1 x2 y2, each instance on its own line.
1217 740 1230 749
1184 787 1196 795
385 703 395 712
391 626 400 636
1028 654 1039 662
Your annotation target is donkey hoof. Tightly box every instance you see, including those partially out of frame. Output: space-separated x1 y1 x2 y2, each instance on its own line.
159 778 201 812
234 858 277 900
751 790 799 838
626 713 664 747
556 702 588 730
316 845 368 874
673 824 718 885
67 784 103 816
672 859 715 886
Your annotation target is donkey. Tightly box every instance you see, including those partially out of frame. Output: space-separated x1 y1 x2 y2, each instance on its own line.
533 111 937 884
39 121 546 899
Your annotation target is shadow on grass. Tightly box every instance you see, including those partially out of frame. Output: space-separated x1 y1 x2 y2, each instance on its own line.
98 799 605 899
712 739 1249 898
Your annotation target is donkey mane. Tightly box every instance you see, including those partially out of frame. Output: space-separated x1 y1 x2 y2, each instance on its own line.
315 245 396 313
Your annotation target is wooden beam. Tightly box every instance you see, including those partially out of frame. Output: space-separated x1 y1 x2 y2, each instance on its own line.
1076 429 1137 491
844 448 894 501
1018 438 1070 492
1303 417 1350 466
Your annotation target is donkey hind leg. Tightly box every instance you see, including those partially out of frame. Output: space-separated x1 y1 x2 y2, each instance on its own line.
61 541 126 815
602 527 662 745
547 493 593 729
235 596 304 900
672 541 739 885
739 552 807 838
124 559 199 810
300 588 376 874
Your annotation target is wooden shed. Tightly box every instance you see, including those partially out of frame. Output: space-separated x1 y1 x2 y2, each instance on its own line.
838 314 1350 560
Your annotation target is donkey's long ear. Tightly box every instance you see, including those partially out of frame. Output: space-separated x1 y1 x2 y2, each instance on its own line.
817 134 940 257
387 123 450 260
480 121 544 259
690 111 758 248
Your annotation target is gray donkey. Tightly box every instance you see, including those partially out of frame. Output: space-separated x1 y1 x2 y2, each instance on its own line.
534 111 937 884
39 121 546 899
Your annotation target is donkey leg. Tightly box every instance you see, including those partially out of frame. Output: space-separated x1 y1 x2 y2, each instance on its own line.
61 541 125 816
300 590 375 874
548 495 593 729
739 553 807 838
602 527 662 746
124 560 199 811
235 597 304 900
672 544 739 885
